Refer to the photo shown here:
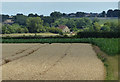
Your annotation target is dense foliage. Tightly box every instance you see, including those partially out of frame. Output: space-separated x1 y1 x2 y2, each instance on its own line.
1 16 119 34
2 16 62 34
76 32 120 38
1 9 119 34
2 24 28 34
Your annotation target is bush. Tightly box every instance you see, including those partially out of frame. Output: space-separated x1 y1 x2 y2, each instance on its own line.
97 54 107 62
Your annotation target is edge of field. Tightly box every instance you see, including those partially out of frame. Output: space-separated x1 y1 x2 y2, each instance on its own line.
92 45 118 80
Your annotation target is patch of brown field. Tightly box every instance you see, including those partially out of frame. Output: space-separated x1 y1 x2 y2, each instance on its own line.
2 43 105 80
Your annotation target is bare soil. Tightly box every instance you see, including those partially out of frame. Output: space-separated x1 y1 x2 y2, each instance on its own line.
2 43 105 80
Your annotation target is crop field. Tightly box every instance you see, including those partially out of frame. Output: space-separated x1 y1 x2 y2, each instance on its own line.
2 43 105 80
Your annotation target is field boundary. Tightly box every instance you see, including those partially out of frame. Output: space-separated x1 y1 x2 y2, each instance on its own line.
92 45 118 80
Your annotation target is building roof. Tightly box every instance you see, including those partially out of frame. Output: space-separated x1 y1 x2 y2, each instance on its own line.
58 25 68 30
4 19 14 24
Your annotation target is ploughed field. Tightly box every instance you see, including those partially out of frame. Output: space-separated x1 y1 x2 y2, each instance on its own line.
2 43 105 80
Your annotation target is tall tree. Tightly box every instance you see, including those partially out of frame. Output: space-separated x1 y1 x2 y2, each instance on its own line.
41 16 55 26
62 13 67 17
76 12 85 17
101 25 110 32
113 9 120 17
101 11 106 17
28 13 34 17
2 15 9 22
107 9 113 17
93 22 101 32
26 17 43 33
13 14 28 25
92 18 99 24
50 11 62 18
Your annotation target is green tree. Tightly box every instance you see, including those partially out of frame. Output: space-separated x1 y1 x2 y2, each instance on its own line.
110 22 118 32
0 23 2 34
52 18 68 27
13 14 28 25
75 18 92 29
76 12 85 17
11 24 22 33
23 27 29 33
2 24 8 34
41 16 55 26
101 25 110 32
66 19 76 30
83 27 90 32
92 18 99 23
50 11 62 18
104 22 118 32
104 22 111 26
101 11 106 17
93 22 101 32
16 28 24 33
48 27 62 34
107 9 113 17
28 13 34 17
2 24 25 34
2 15 9 22
26 17 43 33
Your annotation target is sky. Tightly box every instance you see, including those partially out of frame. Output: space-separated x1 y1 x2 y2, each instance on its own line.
1 2 119 16
1 0 120 2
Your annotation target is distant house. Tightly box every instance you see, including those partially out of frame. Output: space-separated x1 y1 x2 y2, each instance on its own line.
58 25 70 33
3 16 14 25
3 19 14 25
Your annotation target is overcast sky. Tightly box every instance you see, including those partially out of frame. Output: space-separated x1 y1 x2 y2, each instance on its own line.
2 2 118 16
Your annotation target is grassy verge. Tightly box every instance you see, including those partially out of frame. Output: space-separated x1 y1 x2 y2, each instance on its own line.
93 45 118 80
105 55 118 80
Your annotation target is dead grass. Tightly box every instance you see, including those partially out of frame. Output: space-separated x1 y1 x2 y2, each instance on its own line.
1 33 59 37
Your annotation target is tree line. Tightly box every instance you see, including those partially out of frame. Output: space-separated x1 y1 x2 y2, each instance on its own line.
1 17 62 34
0 9 119 34
1 9 120 22
1 17 119 34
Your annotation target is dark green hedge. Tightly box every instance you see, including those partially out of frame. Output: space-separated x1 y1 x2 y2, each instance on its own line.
77 32 120 38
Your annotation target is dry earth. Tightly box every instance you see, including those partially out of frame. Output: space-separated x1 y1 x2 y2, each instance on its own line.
1 43 105 80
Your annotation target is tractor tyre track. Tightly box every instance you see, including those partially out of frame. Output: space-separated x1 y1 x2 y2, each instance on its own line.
1 45 47 66
38 44 72 76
